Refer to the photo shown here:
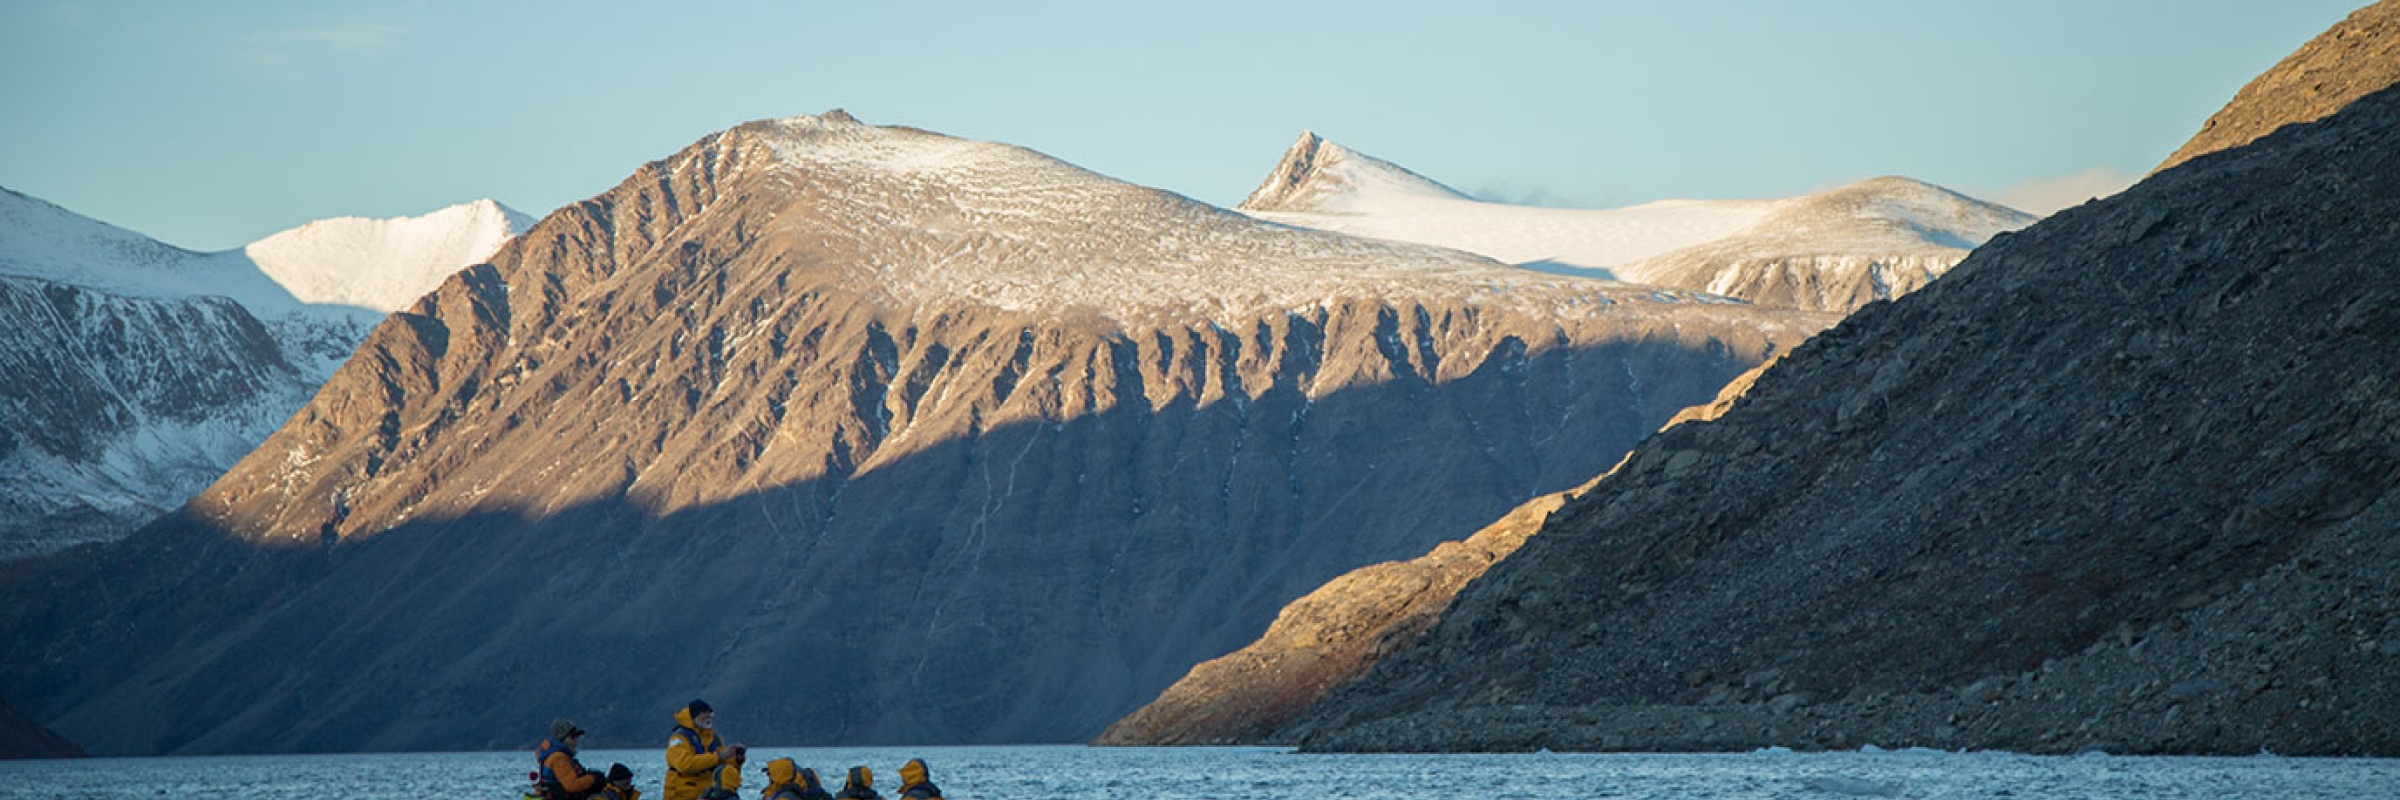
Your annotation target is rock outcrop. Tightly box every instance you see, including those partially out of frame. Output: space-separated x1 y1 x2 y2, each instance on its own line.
2156 0 2400 172
1271 81 2400 757
0 115 1829 754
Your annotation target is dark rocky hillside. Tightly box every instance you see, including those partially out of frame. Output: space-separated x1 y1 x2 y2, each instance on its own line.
0 694 79 760
1272 82 2400 756
1097 360 1778 746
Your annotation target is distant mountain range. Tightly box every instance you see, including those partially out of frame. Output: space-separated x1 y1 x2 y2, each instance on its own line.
0 188 527 560
1237 132 2033 312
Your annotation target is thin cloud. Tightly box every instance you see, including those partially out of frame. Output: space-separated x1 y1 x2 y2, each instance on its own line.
1991 166 2138 217
235 24 405 64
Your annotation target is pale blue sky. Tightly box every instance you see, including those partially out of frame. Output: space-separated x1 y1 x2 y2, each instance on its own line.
0 0 2367 250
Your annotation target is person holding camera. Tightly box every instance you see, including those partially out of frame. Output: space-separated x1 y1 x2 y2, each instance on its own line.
664 700 746 800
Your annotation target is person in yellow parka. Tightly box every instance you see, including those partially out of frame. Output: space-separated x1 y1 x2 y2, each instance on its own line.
894 759 943 800
833 766 880 800
664 700 746 800
759 757 833 800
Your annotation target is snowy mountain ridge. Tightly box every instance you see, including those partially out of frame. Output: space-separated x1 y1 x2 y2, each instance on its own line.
246 198 533 314
729 113 1732 323
1232 133 2033 311
1238 131 1471 213
0 187 531 560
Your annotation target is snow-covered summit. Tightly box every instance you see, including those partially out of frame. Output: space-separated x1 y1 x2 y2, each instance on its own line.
2 187 533 316
1686 176 2034 256
245 198 533 313
1238 131 1471 213
1619 176 2037 311
724 113 1726 323
1230 135 1783 278
1230 136 2033 309
0 185 282 304
0 187 538 561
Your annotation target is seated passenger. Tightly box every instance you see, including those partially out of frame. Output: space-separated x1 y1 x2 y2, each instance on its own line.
895 759 943 800
536 719 606 800
760 757 833 800
834 766 881 800
597 763 643 800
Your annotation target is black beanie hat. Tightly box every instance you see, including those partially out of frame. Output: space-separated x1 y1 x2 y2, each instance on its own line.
608 763 634 783
687 699 713 716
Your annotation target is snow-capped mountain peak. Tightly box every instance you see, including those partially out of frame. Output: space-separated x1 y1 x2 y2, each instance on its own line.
244 198 533 314
705 114 1726 323
1237 131 1471 213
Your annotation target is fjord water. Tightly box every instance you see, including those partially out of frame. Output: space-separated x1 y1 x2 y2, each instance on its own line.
3 746 2394 799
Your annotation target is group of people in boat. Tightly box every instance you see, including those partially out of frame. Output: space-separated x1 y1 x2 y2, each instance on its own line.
530 699 945 800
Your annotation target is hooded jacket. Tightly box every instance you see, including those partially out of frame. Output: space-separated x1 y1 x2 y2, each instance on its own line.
663 707 739 800
834 767 881 800
763 758 834 800
895 760 941 800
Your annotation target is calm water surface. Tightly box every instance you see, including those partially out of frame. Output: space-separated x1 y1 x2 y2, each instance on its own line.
2 745 2393 799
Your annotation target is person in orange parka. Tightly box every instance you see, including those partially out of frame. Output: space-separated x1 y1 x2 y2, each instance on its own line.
536 719 606 800
664 700 746 800
894 759 943 800
832 767 880 800
760 758 834 800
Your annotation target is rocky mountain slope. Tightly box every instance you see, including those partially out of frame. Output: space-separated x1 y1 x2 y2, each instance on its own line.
1262 80 2400 757
2156 0 2400 171
1096 359 1780 746
1236 133 2030 312
0 113 1830 755
0 189 526 560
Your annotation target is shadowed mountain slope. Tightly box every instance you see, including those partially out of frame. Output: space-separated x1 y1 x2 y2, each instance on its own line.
1096 359 1781 746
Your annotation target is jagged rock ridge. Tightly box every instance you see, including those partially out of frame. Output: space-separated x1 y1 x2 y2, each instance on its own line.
1237 131 1471 213
1270 82 2400 756
0 188 526 560
0 113 1830 754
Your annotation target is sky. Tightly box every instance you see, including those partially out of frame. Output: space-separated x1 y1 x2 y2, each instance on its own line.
0 0 2370 251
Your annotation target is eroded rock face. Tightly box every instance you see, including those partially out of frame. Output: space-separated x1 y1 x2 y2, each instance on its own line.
1272 83 2400 756
0 115 1827 754
2156 0 2400 172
